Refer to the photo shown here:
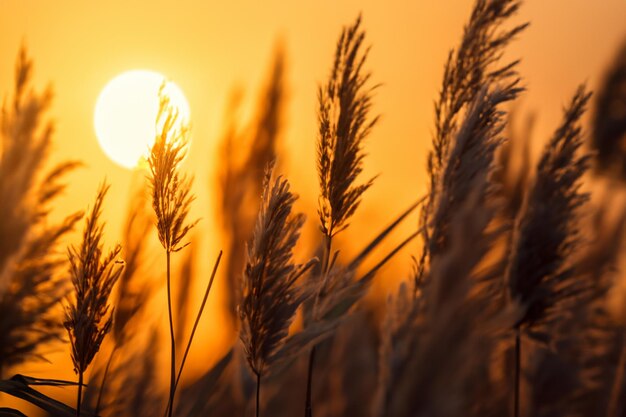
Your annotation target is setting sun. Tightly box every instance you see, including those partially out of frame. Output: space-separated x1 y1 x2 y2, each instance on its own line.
93 70 191 169
2 1 626 416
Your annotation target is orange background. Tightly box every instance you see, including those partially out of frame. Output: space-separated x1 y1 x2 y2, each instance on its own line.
1 0 625 413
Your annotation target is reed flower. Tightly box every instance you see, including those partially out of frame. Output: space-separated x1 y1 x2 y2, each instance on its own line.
148 90 197 417
64 182 124 417
239 164 316 417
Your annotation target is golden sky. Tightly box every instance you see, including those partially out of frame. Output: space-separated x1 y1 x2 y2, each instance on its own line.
1 1 625 406
2 0 626 332
2 0 625 249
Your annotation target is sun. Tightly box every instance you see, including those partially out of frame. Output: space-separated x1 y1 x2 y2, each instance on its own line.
94 70 191 169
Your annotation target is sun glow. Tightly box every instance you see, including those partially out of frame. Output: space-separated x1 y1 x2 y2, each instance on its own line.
94 70 191 169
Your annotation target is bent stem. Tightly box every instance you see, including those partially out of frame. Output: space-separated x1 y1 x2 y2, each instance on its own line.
164 251 223 416
514 326 521 417
166 251 176 417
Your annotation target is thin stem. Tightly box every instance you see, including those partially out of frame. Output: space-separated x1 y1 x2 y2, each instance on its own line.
514 327 521 417
607 330 626 417
166 251 176 417
304 235 331 417
305 346 316 417
77 371 83 417
322 234 332 276
256 372 261 417
164 251 223 416
95 346 117 416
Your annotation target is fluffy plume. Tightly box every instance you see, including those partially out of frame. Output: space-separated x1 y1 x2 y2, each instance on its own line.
217 48 285 319
506 86 592 330
148 87 198 417
381 191 513 417
317 14 378 244
0 46 81 374
417 0 526 283
64 182 123 376
149 91 196 254
239 165 316 377
592 39 626 180
64 182 123 417
429 84 522 256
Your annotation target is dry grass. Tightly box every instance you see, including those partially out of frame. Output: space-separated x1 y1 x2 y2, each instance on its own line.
2 2 626 417
0 47 82 378
148 91 199 417
64 182 124 416
239 164 316 417
217 47 285 321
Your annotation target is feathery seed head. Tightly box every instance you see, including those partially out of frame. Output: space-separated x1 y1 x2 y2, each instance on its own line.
317 15 379 240
64 182 124 375
148 90 197 253
507 86 592 329
239 164 315 377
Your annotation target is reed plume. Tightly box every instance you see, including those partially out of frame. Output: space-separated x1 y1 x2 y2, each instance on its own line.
218 47 285 321
417 0 527 284
380 191 513 417
0 46 81 376
317 14 378 263
148 90 197 417
506 85 592 417
496 111 534 219
91 185 154 416
239 164 316 417
592 39 626 180
308 15 379 416
64 182 124 417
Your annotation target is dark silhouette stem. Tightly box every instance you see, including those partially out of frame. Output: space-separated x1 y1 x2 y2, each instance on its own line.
166 251 176 417
256 372 261 417
95 346 117 415
176 251 222 388
77 371 83 417
305 235 331 417
514 327 521 417
305 346 316 417
607 330 626 417
322 234 332 275
164 251 223 416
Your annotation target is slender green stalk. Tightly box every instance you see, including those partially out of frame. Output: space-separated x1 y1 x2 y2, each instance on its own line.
166 251 176 417
514 327 521 417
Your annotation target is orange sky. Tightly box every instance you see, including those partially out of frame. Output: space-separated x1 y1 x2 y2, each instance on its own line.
1 0 625 250
1 0 625 410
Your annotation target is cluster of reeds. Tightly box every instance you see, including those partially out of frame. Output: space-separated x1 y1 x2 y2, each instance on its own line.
1 1 626 416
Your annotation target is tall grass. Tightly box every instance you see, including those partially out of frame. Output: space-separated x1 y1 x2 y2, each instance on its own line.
0 46 81 378
239 164 316 417
1 2 626 417
64 182 124 417
148 92 197 417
